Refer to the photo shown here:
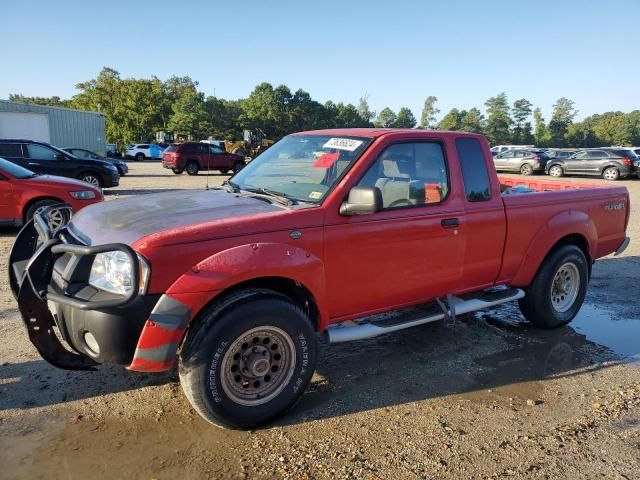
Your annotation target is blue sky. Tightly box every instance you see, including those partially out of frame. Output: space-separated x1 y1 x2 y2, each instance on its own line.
1 0 638 121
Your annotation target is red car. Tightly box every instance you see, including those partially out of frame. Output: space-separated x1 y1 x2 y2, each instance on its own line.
10 129 630 429
0 157 103 229
162 142 245 175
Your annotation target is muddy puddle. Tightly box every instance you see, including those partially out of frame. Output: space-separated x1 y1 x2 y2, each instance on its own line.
571 303 640 364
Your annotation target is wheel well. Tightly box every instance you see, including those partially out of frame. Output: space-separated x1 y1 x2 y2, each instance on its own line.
198 276 320 330
22 196 65 223
547 233 592 276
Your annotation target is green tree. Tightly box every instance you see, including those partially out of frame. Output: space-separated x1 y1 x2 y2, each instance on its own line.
374 107 397 128
438 108 463 131
8 94 71 107
533 107 549 146
335 103 368 128
357 95 375 125
484 93 512 145
512 98 532 143
393 107 417 128
460 107 485 133
420 96 439 129
168 90 208 139
548 97 577 146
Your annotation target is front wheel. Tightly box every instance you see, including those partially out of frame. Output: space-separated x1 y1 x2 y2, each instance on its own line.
518 244 588 328
602 167 619 181
172 168 183 175
179 290 317 429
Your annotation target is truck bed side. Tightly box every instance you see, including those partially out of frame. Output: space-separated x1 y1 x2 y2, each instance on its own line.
497 177 629 287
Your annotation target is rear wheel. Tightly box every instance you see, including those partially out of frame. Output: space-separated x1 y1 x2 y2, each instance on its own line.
78 172 103 188
518 244 588 328
135 153 145 162
185 161 199 176
520 163 533 176
548 165 563 178
172 168 183 174
602 167 619 181
179 290 317 429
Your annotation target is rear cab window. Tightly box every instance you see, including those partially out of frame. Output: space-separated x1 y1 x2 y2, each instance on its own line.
455 138 492 202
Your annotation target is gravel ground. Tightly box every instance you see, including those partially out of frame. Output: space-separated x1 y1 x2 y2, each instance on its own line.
1 162 639 479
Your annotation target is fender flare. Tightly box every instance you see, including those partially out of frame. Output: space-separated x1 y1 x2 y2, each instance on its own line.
128 242 327 373
510 210 596 286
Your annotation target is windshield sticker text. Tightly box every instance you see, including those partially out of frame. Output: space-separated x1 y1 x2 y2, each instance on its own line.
323 138 363 152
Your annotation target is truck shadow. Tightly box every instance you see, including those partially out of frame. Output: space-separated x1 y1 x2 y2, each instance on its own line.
1 256 636 420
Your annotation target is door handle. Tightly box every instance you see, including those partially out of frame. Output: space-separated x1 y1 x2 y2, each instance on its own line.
441 218 459 229
28 162 39 166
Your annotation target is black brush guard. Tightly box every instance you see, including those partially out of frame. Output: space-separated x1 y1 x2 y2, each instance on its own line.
9 206 140 370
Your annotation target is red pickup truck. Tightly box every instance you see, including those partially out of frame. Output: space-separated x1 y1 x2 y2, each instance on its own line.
10 129 630 429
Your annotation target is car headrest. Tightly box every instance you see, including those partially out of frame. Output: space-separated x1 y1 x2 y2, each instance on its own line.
382 155 413 179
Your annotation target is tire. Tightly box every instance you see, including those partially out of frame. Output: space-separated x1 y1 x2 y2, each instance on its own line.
602 167 619 181
520 163 533 176
25 199 67 230
179 289 318 429
548 165 563 178
78 172 103 188
231 161 244 174
219 169 229 175
135 153 145 162
185 161 199 176
518 244 588 328
172 168 183 175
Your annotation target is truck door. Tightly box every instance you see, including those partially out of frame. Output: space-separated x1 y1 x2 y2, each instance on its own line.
455 137 506 290
324 140 465 319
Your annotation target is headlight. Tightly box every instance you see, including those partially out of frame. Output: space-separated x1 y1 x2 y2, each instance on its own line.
70 190 97 200
89 251 150 295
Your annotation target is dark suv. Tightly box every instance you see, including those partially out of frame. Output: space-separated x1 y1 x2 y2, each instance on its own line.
0 139 120 188
545 148 638 181
162 142 245 175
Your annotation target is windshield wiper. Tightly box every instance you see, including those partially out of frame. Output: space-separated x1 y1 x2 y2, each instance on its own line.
241 187 298 206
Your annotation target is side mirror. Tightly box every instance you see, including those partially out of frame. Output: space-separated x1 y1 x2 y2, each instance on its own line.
339 186 382 216
55 153 66 161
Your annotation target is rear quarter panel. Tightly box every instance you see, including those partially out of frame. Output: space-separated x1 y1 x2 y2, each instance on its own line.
498 178 629 286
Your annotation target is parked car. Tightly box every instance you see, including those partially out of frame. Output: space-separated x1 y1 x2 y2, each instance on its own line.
105 144 122 158
0 139 120 188
545 149 576 159
0 157 102 229
545 148 638 180
493 149 550 175
162 142 245 175
63 148 128 176
125 143 165 161
490 144 535 156
10 129 630 429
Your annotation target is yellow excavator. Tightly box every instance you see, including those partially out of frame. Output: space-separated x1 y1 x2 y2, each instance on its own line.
224 129 274 158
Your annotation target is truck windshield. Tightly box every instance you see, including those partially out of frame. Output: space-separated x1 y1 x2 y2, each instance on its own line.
229 134 371 203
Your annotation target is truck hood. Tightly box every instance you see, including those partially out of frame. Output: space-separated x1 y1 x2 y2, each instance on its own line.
68 189 282 246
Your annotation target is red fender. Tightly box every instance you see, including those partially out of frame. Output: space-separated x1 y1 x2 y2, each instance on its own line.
510 210 596 287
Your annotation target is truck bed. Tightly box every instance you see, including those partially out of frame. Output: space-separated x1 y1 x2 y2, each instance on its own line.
496 175 630 287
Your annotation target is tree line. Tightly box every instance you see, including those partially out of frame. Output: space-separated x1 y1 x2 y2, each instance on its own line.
9 67 640 148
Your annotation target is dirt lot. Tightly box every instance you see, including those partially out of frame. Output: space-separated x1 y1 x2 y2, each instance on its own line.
1 162 639 479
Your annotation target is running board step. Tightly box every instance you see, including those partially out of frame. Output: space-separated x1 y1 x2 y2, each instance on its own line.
327 288 525 344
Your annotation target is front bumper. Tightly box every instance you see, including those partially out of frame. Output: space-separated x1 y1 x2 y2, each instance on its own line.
9 210 188 371
103 172 120 188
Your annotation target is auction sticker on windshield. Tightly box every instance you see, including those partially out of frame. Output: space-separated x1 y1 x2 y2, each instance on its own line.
323 138 364 151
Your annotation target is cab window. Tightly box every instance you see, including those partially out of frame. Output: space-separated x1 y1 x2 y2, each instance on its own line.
357 142 449 209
